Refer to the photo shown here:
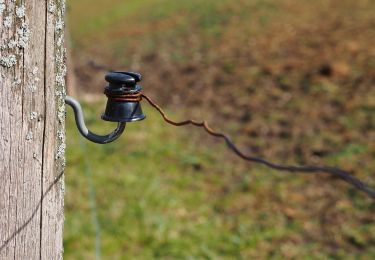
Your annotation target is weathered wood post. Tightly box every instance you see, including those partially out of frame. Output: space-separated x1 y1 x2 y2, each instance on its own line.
0 0 66 259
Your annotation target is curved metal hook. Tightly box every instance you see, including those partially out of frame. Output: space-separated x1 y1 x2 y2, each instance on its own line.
65 95 126 144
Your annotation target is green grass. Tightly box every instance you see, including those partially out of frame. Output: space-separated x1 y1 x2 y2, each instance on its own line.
65 0 375 258
64 102 261 259
67 0 282 60
69 0 239 37
65 101 374 259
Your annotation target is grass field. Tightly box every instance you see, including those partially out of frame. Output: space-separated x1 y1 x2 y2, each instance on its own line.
65 0 375 258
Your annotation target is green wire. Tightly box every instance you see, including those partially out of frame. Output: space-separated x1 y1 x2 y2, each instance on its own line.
80 140 101 260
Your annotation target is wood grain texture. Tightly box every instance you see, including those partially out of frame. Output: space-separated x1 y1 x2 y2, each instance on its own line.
0 0 66 259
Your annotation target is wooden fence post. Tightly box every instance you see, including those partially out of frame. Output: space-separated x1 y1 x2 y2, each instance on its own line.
0 0 66 259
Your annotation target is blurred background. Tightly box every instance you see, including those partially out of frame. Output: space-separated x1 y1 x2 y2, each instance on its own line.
64 0 375 258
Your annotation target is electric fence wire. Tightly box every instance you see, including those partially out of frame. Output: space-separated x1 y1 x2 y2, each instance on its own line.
80 140 102 260
141 93 375 200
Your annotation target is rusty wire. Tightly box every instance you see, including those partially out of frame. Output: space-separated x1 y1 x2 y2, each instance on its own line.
141 93 375 200
105 92 142 102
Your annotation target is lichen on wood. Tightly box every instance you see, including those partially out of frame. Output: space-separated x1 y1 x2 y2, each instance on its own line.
0 2 29 69
0 0 66 258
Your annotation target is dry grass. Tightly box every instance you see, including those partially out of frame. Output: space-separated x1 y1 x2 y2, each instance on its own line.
65 0 375 258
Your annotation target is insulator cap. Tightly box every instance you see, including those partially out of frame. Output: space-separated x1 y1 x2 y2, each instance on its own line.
102 71 146 123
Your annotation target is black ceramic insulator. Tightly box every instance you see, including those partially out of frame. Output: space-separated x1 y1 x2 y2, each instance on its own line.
102 71 146 123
